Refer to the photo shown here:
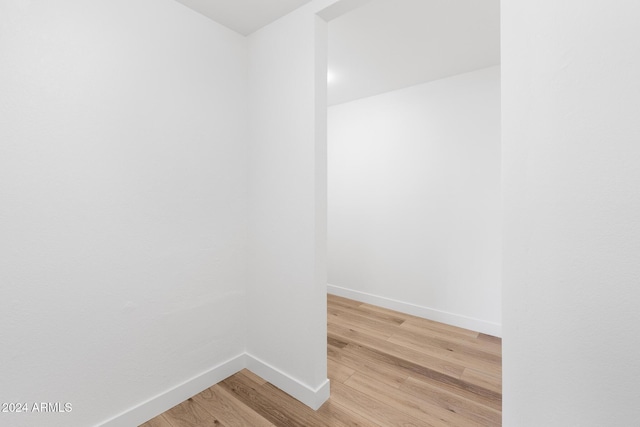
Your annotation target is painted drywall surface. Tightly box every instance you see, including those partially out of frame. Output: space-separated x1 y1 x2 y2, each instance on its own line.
246 0 338 398
327 0 500 106
172 0 315 36
0 1 247 426
502 2 640 425
328 66 501 335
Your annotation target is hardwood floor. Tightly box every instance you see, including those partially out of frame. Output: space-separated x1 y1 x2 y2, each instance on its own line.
141 294 502 427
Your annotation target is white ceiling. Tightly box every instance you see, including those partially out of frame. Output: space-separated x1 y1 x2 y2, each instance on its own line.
328 0 500 105
173 0 314 36
172 0 499 106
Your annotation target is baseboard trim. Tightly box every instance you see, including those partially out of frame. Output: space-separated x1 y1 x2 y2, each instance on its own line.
97 353 246 427
327 284 502 337
246 353 330 410
98 351 331 426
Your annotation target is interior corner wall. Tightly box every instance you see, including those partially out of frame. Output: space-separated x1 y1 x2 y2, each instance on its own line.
245 0 338 409
502 1 640 425
0 1 248 426
328 66 502 336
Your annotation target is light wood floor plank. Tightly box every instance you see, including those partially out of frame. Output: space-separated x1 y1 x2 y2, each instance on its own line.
478 333 502 345
330 381 432 427
327 294 364 309
338 338 500 412
390 325 502 364
358 303 481 338
460 367 502 395
402 372 502 413
400 315 481 339
163 398 226 427
399 375 502 425
345 372 483 427
400 320 502 356
327 358 356 384
317 399 383 427
239 368 268 386
328 340 409 389
328 308 396 339
330 302 407 326
327 305 405 331
192 384 275 427
140 414 174 427
221 371 333 427
329 323 467 379
387 331 502 379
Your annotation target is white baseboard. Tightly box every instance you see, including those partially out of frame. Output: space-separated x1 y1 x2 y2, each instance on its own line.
245 353 330 410
98 353 246 427
327 284 502 337
97 352 331 426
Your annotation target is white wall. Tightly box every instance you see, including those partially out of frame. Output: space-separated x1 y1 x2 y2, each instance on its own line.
245 0 338 410
503 1 640 425
0 1 247 426
328 66 502 336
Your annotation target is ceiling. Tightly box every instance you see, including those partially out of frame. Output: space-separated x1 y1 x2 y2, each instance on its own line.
328 0 500 105
172 0 500 106
173 0 314 36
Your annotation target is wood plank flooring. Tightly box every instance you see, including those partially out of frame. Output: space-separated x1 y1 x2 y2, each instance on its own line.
141 294 502 427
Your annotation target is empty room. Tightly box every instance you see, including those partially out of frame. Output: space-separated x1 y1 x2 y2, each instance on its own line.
2 0 639 426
